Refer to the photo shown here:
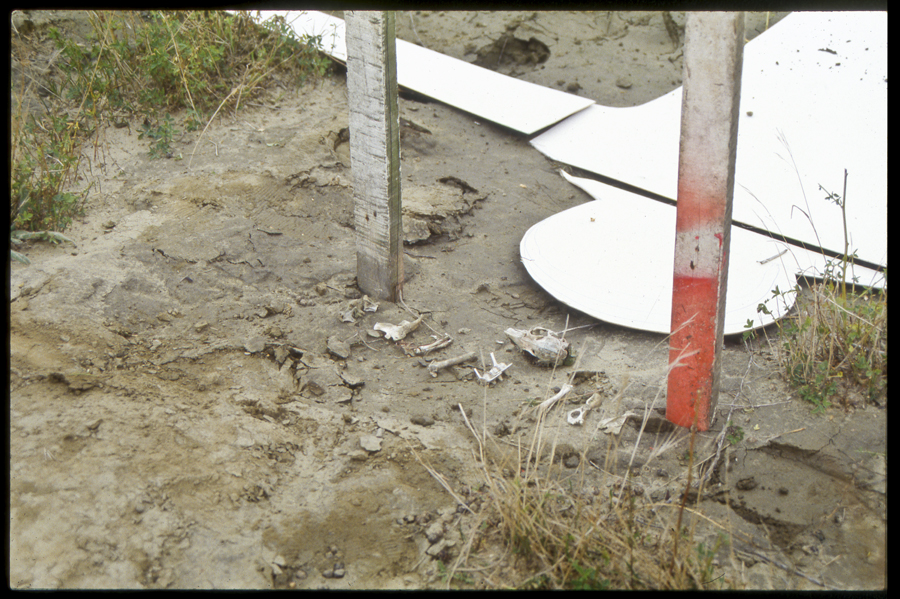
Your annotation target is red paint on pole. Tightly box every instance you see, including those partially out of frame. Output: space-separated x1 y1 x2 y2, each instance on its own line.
668 275 720 428
667 13 744 431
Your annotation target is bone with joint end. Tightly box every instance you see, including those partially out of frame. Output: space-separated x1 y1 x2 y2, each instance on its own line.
427 350 477 377
567 392 603 426
537 383 574 415
373 314 424 341
414 335 453 356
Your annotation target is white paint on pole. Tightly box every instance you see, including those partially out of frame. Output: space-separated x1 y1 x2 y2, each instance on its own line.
345 11 403 302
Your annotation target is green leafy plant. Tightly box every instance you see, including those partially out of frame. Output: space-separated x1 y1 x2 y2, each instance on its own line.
725 421 744 446
139 113 179 159
569 560 611 590
11 10 332 264
10 106 90 236
746 169 887 411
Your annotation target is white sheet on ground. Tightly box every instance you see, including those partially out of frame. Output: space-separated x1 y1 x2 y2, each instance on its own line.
267 10 595 135
531 12 887 271
521 172 795 335
244 9 886 334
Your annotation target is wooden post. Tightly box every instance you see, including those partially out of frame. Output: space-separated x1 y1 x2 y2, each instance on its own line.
345 11 403 302
667 12 744 431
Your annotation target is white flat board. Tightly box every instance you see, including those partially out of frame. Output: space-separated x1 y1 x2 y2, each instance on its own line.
521 172 799 335
266 10 595 135
531 12 887 271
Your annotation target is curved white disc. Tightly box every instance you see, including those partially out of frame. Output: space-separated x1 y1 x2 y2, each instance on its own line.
520 173 797 335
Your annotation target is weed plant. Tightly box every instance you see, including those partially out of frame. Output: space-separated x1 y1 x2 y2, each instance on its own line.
746 170 887 412
10 10 330 257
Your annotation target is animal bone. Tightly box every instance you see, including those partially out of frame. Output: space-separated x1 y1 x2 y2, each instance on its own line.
505 327 570 365
536 383 573 415
567 392 603 425
473 352 511 384
373 314 424 341
427 350 477 377
415 335 453 356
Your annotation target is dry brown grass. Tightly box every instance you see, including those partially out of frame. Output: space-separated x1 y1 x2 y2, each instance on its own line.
417 336 742 590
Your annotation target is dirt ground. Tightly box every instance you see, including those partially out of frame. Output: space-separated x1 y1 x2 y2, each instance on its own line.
9 10 886 590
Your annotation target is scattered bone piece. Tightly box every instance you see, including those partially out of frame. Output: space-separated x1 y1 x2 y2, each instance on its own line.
473 353 511 384
505 327 570 365
342 295 380 323
568 392 603 425
536 383 574 415
568 407 586 425
427 351 477 377
361 295 379 312
598 410 640 435
373 314 424 341
415 335 453 356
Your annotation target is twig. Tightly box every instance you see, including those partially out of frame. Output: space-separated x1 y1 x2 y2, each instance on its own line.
763 427 805 443
407 12 426 48
188 83 245 169
412 445 475 515
698 404 735 484
732 544 837 589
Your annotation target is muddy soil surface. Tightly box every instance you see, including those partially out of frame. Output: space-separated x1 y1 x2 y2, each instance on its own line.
9 10 885 589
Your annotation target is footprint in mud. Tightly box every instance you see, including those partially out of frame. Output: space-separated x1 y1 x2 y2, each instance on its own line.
473 30 550 70
330 119 437 157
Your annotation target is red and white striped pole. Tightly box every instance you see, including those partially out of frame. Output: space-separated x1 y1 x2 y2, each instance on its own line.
667 12 744 431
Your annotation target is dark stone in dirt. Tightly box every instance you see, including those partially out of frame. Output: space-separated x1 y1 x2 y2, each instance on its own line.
563 454 580 469
304 381 326 397
48 371 104 392
736 476 759 491
625 409 674 433
410 415 435 427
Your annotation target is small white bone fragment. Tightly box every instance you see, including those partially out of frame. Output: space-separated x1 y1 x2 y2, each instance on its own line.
567 407 586 425
505 327 570 365
415 335 453 356
361 295 379 312
473 353 511 384
373 314 424 341
537 383 574 415
567 392 603 426
427 350 477 377
341 295 379 323
598 410 639 435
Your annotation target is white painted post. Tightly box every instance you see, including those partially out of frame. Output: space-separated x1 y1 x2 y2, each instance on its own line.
667 12 744 431
345 11 403 302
